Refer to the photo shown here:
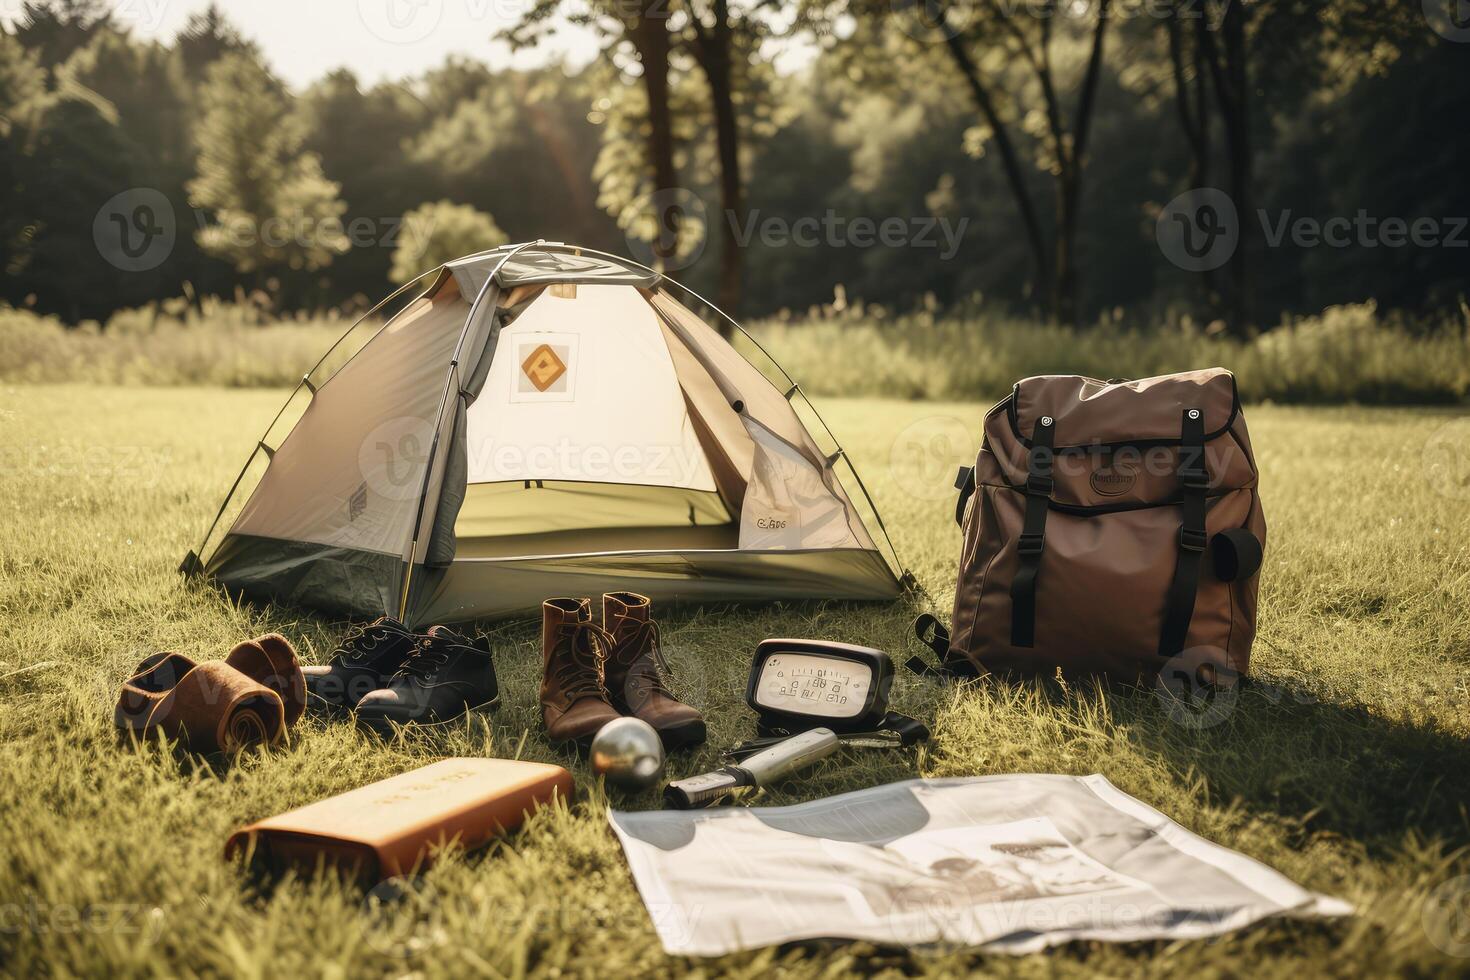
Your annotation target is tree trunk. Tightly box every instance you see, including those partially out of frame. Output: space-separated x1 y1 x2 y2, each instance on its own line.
691 0 741 332
937 4 1052 313
1198 0 1252 333
630 17 679 268
1221 0 1251 331
1169 10 1217 301
1051 0 1111 327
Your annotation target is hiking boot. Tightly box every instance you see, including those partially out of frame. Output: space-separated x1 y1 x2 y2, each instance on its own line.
302 617 419 712
601 593 706 750
355 626 500 736
540 598 621 750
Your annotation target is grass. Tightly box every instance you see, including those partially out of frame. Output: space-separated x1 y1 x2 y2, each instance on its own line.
753 301 1470 405
1 384 1469 977
0 300 351 388
5 298 1470 404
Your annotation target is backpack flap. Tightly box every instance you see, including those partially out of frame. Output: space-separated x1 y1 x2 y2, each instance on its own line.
977 368 1256 509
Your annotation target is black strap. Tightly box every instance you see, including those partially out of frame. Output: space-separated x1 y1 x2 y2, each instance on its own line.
905 615 984 680
1009 415 1055 648
732 711 930 761
954 465 976 526
914 613 949 656
1212 527 1263 582
907 613 950 677
1159 408 1208 657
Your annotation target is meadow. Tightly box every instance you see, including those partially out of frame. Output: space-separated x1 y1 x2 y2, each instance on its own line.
1 378 1468 977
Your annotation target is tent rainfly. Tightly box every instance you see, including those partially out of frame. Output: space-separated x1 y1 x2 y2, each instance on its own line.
182 242 910 625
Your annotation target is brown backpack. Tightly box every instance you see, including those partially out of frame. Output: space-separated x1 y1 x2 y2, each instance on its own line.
913 368 1266 683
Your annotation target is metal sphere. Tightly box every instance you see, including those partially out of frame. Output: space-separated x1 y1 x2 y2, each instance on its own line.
590 717 665 790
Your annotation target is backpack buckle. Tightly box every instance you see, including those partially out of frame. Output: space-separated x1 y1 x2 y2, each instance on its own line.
1025 474 1054 496
1018 532 1046 557
1179 527 1208 552
1181 468 1209 491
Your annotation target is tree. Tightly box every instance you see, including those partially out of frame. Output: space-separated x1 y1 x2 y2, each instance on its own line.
52 31 202 308
175 3 256 88
504 0 683 268
1148 0 1423 331
389 200 506 284
0 29 49 291
829 0 1113 324
12 0 114 71
401 64 614 248
187 53 348 289
300 68 427 298
679 0 785 316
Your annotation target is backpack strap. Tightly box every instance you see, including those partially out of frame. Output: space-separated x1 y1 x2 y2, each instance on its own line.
1008 415 1055 648
1212 526 1263 581
1159 407 1209 657
954 465 976 526
905 614 982 680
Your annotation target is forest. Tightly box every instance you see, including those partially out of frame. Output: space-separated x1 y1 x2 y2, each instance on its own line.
1 0 1467 335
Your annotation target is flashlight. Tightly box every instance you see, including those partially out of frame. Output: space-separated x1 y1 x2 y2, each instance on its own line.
663 728 840 809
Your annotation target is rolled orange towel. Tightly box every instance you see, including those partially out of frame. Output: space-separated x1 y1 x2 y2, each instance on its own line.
227 634 307 727
115 634 307 754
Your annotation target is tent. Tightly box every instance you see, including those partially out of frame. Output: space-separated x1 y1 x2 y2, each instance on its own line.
183 242 910 625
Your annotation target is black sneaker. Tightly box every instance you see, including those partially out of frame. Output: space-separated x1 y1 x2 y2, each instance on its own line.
355 626 500 736
302 617 419 712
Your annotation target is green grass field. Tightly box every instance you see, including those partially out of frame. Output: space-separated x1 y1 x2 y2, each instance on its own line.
2 384 1469 977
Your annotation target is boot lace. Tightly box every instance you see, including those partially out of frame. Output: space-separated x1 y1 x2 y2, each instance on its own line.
554 622 613 702
611 618 675 697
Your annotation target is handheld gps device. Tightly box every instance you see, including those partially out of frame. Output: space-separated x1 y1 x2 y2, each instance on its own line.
744 639 896 735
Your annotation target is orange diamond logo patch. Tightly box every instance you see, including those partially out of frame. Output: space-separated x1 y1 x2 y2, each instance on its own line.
521 343 567 392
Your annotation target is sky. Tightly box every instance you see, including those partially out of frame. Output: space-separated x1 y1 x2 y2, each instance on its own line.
12 0 605 89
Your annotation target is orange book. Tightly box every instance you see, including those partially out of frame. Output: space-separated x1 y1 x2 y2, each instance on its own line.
226 758 573 881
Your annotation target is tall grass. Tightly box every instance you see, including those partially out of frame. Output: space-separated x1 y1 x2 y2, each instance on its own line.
0 297 351 388
751 301 1470 405
3 296 1468 404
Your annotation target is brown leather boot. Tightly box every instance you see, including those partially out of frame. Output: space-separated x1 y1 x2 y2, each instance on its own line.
601 593 706 750
540 598 621 749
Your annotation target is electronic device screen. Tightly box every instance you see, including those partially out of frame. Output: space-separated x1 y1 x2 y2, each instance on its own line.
752 651 875 720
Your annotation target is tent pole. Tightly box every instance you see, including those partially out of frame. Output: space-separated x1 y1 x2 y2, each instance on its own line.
395 241 545 622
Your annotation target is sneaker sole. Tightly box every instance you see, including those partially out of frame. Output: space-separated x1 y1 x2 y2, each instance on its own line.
357 695 501 738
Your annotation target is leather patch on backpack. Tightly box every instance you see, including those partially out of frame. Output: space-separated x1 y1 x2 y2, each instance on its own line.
1090 464 1136 496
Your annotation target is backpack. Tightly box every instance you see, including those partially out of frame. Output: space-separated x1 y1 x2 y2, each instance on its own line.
914 368 1266 683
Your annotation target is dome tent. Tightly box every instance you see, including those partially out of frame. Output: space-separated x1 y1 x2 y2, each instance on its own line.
183 242 910 625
